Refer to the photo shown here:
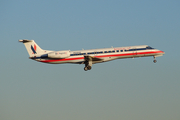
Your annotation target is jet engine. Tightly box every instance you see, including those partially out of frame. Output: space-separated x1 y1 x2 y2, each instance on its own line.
48 51 70 58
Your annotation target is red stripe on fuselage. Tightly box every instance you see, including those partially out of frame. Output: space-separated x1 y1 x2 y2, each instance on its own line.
40 57 84 63
40 50 164 63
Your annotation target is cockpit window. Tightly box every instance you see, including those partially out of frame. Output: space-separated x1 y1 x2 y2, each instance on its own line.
146 46 154 49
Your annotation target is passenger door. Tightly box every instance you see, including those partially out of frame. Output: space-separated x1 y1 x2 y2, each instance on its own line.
133 48 137 56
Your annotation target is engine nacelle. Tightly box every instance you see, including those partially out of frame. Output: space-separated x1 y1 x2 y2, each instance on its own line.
48 51 70 58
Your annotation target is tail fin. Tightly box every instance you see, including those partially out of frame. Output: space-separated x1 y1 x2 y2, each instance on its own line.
19 39 45 57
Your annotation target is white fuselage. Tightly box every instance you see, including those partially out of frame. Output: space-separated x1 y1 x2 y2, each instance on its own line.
34 45 164 64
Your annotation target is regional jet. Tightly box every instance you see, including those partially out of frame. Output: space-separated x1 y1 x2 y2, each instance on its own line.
19 40 165 71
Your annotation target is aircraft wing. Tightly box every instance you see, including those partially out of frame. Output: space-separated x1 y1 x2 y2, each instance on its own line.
84 55 103 61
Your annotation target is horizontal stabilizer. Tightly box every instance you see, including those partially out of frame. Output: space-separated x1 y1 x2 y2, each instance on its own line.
19 39 33 43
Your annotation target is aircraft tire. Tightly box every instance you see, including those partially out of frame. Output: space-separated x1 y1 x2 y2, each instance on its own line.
87 66 92 70
84 67 88 71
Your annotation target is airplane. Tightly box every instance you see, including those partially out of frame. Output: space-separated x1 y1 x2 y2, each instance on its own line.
19 39 165 71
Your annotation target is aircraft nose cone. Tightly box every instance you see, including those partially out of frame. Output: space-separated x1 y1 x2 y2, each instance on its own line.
161 50 165 54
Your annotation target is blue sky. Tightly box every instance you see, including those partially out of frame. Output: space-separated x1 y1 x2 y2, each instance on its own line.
1 0 180 120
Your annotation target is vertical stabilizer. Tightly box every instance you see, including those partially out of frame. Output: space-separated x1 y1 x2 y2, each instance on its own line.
19 40 45 57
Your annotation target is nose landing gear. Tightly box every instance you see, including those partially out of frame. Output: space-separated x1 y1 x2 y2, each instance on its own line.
153 56 157 63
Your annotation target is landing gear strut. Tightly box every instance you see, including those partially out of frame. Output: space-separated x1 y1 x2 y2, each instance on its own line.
153 56 157 63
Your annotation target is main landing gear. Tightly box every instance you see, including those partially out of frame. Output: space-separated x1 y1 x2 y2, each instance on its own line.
153 56 157 63
84 60 92 71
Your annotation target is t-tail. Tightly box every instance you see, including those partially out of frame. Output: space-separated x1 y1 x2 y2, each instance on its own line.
19 39 48 58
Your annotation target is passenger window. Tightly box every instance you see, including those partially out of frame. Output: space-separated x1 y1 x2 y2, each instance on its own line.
116 50 119 52
88 52 94 54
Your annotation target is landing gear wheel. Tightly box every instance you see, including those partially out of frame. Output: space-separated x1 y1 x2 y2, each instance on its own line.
87 66 92 70
84 66 92 71
153 60 157 63
84 67 88 71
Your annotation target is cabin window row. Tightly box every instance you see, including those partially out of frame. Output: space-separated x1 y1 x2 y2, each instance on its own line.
70 47 154 56
70 49 126 56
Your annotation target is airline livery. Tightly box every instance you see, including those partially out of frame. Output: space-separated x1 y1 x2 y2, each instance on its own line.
19 40 165 71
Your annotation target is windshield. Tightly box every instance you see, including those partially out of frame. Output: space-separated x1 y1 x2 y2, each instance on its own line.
146 46 154 49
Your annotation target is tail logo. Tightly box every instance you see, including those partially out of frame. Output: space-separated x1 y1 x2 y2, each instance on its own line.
31 44 37 54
